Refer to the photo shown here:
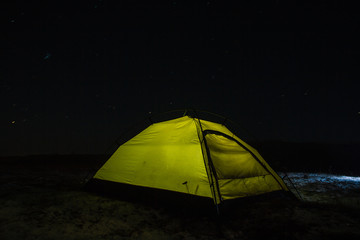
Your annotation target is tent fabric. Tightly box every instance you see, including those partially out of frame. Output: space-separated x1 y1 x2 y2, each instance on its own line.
94 116 288 203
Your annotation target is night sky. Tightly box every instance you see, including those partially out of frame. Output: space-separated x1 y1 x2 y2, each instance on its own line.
2 0 360 155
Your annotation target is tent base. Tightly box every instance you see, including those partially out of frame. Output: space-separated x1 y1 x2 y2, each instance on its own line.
86 179 215 214
86 179 293 215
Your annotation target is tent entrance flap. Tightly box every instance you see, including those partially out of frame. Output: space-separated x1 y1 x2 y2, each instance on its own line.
204 130 284 200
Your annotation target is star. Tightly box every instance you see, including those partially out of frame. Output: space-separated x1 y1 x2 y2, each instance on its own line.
43 53 52 60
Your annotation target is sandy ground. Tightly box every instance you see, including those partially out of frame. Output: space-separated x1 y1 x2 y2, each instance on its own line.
1 156 360 240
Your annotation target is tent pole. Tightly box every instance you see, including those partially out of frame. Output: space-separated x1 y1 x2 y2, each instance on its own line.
283 173 303 200
193 109 222 212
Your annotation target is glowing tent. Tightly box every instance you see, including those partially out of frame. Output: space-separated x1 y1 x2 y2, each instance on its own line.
94 115 288 204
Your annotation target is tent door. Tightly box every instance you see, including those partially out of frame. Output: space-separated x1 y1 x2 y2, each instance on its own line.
204 130 271 199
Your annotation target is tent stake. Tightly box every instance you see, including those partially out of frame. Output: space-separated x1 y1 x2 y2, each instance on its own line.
215 203 220 215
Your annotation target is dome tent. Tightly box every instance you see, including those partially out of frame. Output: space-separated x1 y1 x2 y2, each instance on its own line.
93 110 289 206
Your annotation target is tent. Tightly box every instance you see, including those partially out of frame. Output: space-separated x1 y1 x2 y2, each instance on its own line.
93 115 288 205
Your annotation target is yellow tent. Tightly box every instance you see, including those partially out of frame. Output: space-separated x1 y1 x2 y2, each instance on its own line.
94 115 288 204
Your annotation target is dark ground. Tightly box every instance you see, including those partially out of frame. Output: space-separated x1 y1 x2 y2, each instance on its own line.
1 143 360 240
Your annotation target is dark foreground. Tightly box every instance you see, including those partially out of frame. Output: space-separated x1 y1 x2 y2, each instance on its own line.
1 155 360 240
